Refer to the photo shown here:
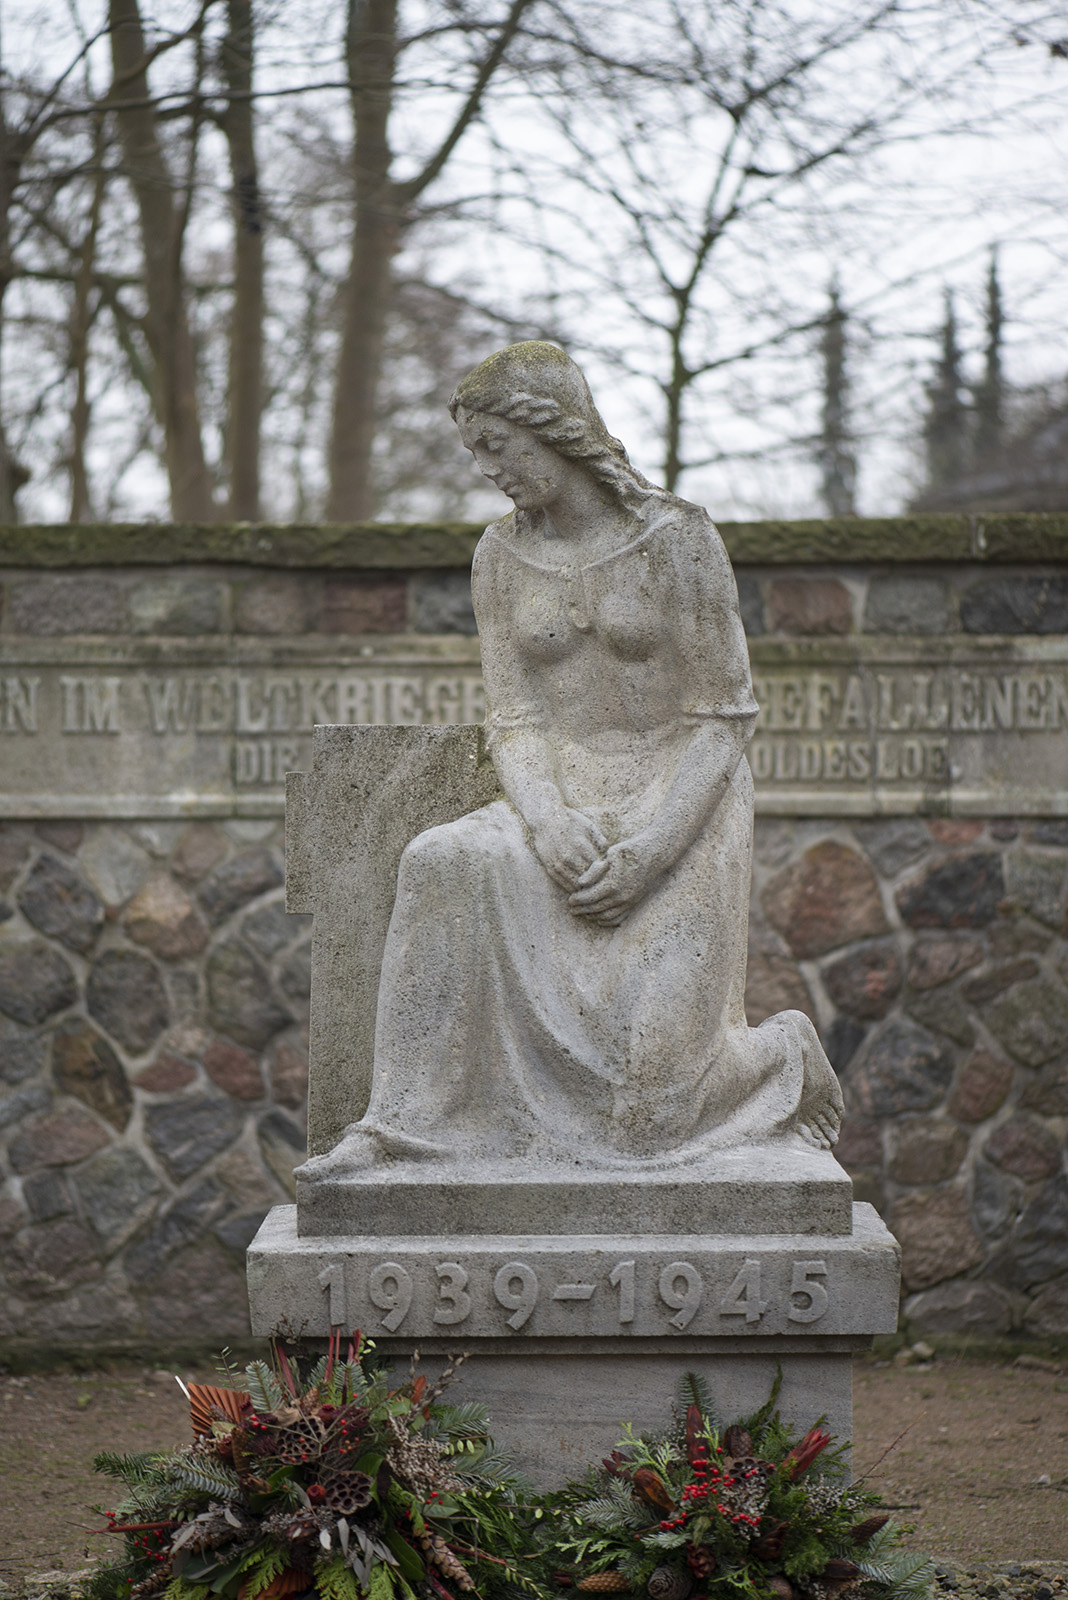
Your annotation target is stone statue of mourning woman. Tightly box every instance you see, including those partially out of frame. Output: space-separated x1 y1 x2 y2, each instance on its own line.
302 341 843 1178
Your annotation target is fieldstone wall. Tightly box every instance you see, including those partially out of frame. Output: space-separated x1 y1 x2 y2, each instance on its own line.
1 513 1067 1353
0 814 309 1348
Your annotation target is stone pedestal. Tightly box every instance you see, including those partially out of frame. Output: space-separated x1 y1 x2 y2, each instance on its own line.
248 725 900 1483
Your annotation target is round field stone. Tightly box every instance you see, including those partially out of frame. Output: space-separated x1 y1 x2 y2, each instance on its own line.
73 1147 160 1242
0 1020 48 1084
851 818 930 879
0 941 77 1027
124 874 209 960
198 848 284 926
410 571 478 634
981 975 1068 1067
203 1037 264 1099
983 1115 1062 1181
761 840 888 958
1020 1058 1068 1115
270 1041 309 1109
143 1096 245 1181
5 1218 103 1291
904 1278 1013 1337
907 935 984 991
822 939 901 1019
87 949 170 1055
744 944 814 1025
17 853 104 953
207 939 290 1049
133 1052 198 1093
1004 851 1068 930
999 1176 1068 1288
172 823 229 883
848 1016 953 1116
52 1017 133 1130
972 1159 1022 1241
892 1186 984 1291
888 1117 969 1184
948 1049 1013 1123
896 852 1005 929
8 1106 110 1171
123 1179 227 1281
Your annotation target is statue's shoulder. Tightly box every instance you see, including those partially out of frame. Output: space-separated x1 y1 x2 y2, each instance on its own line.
472 513 518 572
647 493 731 574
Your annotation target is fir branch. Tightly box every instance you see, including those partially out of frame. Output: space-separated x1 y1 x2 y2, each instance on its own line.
244 1358 286 1413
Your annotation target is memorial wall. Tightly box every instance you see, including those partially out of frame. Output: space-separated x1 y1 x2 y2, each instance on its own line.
1 513 1067 1354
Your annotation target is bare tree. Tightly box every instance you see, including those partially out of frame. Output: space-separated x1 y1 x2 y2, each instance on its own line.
220 0 262 519
107 0 215 518
326 0 536 520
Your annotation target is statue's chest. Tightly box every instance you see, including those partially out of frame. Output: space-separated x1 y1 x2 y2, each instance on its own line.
510 559 663 666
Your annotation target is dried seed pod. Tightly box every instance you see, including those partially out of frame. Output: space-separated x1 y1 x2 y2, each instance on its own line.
849 1513 890 1544
768 1576 795 1600
632 1467 675 1514
648 1565 693 1600
577 1572 630 1592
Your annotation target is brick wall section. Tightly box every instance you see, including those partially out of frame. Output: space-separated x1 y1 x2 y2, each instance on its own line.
1 513 1067 1351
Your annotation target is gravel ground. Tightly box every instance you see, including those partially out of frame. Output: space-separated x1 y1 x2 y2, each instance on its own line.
0 1349 1065 1597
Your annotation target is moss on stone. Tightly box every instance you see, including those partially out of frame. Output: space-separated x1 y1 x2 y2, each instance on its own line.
0 522 486 569
1 511 1067 569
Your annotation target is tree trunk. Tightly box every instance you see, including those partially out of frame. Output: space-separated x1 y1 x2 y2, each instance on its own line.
69 118 108 523
0 73 28 522
108 0 214 520
222 0 263 521
327 0 399 522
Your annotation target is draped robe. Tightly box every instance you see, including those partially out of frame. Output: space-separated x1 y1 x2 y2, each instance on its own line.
354 497 818 1166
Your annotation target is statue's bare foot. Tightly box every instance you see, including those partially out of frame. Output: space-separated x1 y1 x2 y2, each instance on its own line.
781 1009 844 1150
296 1126 384 1181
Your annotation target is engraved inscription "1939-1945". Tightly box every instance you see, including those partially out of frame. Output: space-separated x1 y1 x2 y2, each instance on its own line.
315 1257 831 1335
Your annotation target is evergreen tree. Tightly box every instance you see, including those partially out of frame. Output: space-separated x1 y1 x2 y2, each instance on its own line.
972 248 1004 464
818 280 857 515
924 288 968 488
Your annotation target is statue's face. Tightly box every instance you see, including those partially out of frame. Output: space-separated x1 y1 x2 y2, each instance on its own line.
455 408 565 510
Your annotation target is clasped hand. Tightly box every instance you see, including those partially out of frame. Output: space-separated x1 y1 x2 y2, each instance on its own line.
530 807 663 926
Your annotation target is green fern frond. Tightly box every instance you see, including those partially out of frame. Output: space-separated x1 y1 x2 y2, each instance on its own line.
163 1580 211 1600
316 1554 365 1600
233 1545 288 1597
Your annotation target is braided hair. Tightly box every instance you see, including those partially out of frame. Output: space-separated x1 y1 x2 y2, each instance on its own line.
449 341 661 513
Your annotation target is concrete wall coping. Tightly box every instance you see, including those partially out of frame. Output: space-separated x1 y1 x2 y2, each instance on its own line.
2 511 1067 569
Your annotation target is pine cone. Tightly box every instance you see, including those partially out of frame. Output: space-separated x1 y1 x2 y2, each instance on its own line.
722 1426 753 1460
648 1566 692 1600
686 1546 717 1579
577 1573 630 1592
130 1575 170 1600
416 1531 476 1592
